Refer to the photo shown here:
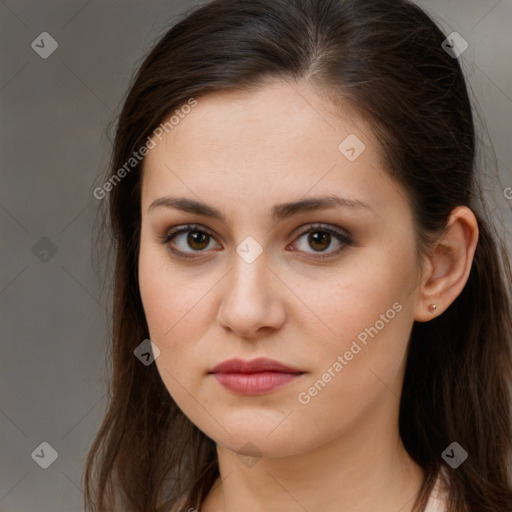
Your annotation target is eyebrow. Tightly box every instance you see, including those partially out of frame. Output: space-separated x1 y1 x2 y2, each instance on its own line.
147 195 373 223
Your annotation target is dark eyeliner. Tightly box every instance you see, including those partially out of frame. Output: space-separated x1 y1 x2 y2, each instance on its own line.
159 222 353 259
158 223 217 260
292 223 353 258
160 223 212 245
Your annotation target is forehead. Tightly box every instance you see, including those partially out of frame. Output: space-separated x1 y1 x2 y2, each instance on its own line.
145 80 371 167
140 80 401 221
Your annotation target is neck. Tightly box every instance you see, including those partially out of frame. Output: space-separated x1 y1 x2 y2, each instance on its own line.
201 396 425 512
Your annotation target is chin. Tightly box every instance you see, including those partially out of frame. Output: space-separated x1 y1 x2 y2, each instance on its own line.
203 417 311 458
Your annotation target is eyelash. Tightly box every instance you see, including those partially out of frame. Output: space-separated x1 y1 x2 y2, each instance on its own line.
159 223 353 260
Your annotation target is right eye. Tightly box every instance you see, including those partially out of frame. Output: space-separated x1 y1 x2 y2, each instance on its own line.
160 224 222 259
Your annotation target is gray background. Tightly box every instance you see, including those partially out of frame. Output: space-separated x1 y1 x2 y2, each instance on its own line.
1 0 511 510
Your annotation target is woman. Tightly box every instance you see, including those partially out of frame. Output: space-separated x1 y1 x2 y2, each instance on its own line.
85 0 512 511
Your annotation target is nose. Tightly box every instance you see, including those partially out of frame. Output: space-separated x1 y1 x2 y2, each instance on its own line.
216 253 286 340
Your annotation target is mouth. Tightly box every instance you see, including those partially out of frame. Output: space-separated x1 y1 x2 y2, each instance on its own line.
208 357 305 395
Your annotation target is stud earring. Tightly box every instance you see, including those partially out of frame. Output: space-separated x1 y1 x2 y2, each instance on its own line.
428 304 437 313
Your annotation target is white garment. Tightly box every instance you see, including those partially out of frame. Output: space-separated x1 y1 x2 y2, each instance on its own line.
424 471 448 512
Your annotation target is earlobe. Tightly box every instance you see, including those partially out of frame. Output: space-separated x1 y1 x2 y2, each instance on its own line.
414 206 479 322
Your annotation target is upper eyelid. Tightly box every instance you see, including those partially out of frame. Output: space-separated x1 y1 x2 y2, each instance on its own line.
163 223 352 253
163 222 350 240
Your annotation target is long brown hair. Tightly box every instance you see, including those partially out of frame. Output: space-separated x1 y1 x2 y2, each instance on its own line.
85 0 512 510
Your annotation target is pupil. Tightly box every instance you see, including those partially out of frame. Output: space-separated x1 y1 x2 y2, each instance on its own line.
309 231 330 251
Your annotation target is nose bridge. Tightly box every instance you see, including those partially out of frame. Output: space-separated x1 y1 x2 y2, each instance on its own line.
216 242 285 336
229 246 271 305
229 229 269 293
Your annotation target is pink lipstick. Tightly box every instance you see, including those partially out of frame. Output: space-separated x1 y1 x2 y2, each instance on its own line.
209 357 304 395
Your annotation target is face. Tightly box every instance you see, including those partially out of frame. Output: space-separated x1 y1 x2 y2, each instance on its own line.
138 80 422 458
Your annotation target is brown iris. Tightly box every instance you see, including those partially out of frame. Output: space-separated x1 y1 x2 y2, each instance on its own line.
308 231 331 252
187 231 210 250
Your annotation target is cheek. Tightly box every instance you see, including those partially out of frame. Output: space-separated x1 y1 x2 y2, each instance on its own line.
138 241 197 370
138 257 211 424
296 241 418 397
304 247 415 349
289 290 414 450
139 236 208 338
138 238 228 414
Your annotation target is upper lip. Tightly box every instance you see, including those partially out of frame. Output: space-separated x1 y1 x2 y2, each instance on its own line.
209 357 303 374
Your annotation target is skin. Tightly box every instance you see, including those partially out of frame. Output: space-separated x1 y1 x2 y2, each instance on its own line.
138 80 478 512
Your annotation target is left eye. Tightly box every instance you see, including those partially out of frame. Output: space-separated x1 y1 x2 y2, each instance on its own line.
161 223 352 259
291 224 352 257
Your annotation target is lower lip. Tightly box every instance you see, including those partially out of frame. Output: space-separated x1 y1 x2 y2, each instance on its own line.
211 371 303 395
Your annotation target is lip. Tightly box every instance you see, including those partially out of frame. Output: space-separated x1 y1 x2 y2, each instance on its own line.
209 357 305 395
210 357 303 374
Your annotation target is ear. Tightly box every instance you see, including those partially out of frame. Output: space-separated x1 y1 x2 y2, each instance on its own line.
414 206 479 322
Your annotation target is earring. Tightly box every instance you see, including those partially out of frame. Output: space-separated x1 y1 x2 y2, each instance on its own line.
428 304 437 313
